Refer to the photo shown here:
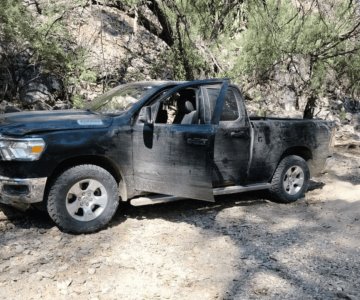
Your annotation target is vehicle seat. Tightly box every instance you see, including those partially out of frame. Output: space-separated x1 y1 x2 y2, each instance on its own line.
156 108 168 123
181 101 197 124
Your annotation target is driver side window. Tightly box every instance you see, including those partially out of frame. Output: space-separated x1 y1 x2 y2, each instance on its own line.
154 88 199 125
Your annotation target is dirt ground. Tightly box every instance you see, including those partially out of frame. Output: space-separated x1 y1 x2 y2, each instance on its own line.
0 148 359 300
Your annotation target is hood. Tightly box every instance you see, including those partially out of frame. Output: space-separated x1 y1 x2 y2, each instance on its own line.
0 110 114 136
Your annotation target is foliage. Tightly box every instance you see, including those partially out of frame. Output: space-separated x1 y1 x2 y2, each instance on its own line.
128 0 359 117
0 0 359 116
224 0 360 117
0 0 92 104
72 94 85 109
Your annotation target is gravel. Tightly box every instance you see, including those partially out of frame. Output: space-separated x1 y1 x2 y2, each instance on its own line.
0 148 359 300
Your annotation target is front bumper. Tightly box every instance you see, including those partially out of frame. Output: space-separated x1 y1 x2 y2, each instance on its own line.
0 176 47 208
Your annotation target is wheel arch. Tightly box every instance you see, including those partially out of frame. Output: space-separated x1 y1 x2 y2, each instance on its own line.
270 146 312 180
280 146 312 162
45 155 127 201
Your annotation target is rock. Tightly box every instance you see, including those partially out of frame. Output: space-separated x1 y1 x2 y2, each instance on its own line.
15 245 25 254
101 286 112 294
54 235 62 242
54 101 70 110
126 66 137 74
33 101 52 110
87 268 96 275
37 271 55 280
58 264 69 272
0 264 10 273
19 82 53 104
336 100 343 106
56 279 73 290
60 289 69 296
345 113 352 122
28 267 38 274
89 258 102 265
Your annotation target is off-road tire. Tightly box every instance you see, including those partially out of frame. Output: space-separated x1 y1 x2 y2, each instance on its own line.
47 164 119 234
269 155 310 203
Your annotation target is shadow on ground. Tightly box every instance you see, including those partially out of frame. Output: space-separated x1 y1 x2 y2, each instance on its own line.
0 179 359 299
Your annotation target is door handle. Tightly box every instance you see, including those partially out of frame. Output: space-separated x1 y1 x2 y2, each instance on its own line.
230 131 248 138
187 138 208 146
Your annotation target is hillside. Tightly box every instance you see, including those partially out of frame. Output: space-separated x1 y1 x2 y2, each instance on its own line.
0 0 359 145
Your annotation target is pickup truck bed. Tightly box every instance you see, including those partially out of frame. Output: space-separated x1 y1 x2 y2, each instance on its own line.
249 118 333 182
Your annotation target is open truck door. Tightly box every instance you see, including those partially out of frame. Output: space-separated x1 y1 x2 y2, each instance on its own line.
132 79 229 201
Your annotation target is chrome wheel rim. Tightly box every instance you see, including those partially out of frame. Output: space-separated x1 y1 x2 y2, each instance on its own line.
65 179 108 222
283 165 304 196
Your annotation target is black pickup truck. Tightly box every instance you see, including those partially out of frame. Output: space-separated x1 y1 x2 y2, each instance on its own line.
0 79 334 233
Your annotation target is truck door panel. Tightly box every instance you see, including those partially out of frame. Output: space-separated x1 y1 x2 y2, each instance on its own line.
208 87 251 186
132 80 228 201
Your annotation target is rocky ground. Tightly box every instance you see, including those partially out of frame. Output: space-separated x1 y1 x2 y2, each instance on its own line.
0 147 359 300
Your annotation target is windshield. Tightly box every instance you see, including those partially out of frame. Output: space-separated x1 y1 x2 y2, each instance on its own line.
87 83 157 114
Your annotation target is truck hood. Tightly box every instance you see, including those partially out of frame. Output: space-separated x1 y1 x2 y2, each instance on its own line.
0 110 114 136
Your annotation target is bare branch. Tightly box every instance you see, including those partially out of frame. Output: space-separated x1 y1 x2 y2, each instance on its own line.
319 47 360 60
316 20 360 57
26 0 42 14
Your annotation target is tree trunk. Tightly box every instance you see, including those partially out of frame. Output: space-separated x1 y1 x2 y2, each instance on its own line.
303 93 316 119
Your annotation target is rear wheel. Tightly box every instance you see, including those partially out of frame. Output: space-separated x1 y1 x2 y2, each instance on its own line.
47 165 119 233
269 155 310 203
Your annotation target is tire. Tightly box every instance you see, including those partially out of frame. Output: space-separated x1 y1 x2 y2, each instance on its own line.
269 155 310 203
47 165 119 234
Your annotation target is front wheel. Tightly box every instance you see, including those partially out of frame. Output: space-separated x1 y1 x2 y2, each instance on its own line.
47 165 119 233
269 155 310 203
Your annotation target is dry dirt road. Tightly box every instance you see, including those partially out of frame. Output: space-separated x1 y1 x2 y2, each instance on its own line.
0 148 359 300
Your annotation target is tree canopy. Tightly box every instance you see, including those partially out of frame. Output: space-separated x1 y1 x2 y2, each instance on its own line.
0 0 359 117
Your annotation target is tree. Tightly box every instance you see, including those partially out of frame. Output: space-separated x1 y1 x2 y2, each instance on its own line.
0 0 91 104
90 0 246 80
1 0 359 117
227 0 360 118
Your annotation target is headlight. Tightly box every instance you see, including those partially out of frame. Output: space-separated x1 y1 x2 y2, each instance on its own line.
0 136 46 161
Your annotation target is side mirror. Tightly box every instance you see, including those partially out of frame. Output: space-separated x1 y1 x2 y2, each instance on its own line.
139 106 153 124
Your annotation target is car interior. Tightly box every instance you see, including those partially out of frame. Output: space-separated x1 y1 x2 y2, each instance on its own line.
154 88 199 125
150 85 239 125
